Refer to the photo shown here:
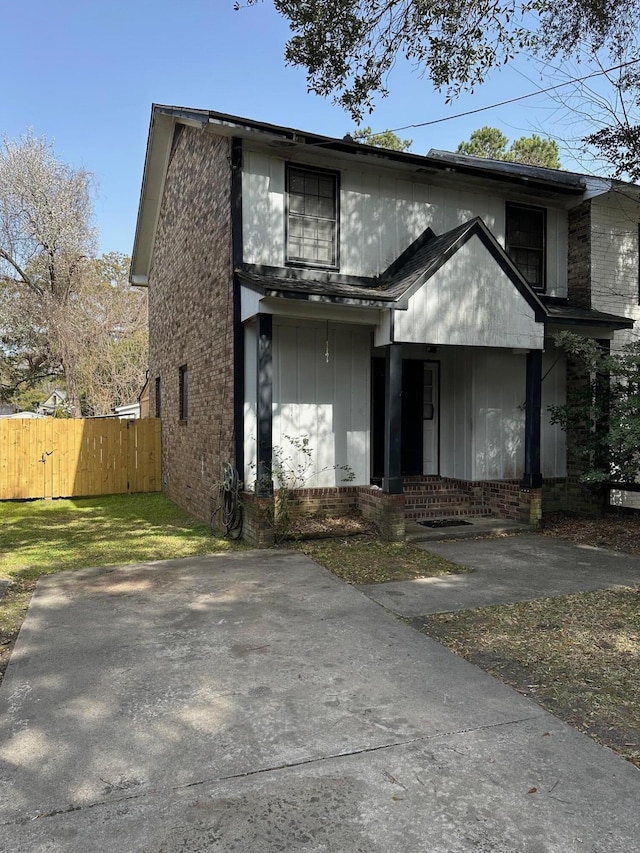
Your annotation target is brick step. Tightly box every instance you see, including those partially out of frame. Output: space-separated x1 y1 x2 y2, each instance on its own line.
403 480 461 491
405 506 494 520
405 494 487 508
404 488 469 499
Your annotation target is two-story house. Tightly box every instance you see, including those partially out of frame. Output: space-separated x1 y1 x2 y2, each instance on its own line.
130 105 635 542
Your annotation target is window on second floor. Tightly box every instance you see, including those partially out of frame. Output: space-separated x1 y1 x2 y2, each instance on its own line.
286 165 339 268
505 203 546 291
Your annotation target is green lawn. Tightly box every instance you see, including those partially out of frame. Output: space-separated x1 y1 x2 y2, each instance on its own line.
0 492 234 581
0 493 238 673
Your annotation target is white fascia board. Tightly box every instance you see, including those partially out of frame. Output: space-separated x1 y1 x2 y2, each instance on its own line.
130 112 176 284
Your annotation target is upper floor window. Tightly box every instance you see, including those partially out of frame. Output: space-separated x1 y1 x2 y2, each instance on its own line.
506 203 546 291
286 165 339 268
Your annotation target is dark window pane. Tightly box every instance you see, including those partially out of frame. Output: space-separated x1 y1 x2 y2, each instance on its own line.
506 203 545 290
289 194 305 215
289 217 303 237
289 173 305 193
305 196 319 218
318 177 334 197
288 236 303 258
179 365 188 420
318 196 335 219
286 166 338 267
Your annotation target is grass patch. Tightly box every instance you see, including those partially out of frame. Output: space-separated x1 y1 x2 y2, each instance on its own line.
291 535 469 584
420 588 640 767
0 493 240 678
0 493 235 580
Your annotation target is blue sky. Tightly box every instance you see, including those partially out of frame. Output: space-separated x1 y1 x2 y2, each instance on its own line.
2 0 603 256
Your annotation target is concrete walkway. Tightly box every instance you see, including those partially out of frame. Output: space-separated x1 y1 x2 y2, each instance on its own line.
0 549 639 851
360 533 640 616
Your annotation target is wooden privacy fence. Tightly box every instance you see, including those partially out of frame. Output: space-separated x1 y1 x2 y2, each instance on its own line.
0 418 161 500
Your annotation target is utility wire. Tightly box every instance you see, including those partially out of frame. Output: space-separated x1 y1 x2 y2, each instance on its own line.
376 57 640 135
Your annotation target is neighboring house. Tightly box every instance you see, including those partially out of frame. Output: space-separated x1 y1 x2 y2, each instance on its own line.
130 105 636 542
37 389 67 416
113 402 141 420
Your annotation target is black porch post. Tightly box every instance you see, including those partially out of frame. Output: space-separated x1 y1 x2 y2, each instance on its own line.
383 343 403 494
522 349 543 489
256 313 273 496
595 338 611 508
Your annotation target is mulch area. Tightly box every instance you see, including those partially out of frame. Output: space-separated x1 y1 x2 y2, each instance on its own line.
541 511 640 555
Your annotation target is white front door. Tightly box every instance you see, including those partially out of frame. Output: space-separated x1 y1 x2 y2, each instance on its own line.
422 362 439 474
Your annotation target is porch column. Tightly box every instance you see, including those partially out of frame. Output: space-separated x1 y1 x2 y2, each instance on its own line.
383 343 403 494
256 313 273 496
522 349 543 489
595 339 611 509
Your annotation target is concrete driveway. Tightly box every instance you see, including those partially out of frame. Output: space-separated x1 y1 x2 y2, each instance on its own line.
0 548 639 851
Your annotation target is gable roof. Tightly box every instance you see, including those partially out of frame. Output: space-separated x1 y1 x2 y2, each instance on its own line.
239 217 546 316
239 216 633 332
131 104 603 286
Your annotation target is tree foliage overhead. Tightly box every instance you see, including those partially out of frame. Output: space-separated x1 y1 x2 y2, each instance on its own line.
351 126 413 151
457 126 561 168
576 60 640 181
240 0 640 121
0 134 148 415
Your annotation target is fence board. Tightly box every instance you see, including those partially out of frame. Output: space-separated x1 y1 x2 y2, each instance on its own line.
0 418 161 500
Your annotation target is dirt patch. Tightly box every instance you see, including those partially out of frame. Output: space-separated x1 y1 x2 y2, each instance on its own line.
542 511 640 555
285 513 377 541
420 586 640 768
0 579 35 682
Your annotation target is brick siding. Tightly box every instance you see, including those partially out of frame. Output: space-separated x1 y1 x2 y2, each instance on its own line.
567 201 592 309
357 487 406 541
148 127 235 523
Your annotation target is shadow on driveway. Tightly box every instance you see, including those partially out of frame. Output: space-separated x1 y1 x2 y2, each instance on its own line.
0 548 639 851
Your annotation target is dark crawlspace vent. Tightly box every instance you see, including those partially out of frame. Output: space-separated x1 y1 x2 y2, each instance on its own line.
417 519 473 528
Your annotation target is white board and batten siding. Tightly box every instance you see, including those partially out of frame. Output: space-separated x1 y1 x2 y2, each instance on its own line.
244 320 371 489
437 347 566 481
390 235 545 350
242 149 568 297
590 190 640 351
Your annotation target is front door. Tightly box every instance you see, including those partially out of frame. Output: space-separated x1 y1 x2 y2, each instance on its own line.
371 358 440 480
422 362 439 475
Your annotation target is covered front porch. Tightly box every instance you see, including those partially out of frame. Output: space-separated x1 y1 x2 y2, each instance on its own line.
237 215 629 543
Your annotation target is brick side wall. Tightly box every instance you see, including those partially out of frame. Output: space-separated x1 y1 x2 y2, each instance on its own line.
283 487 359 517
357 487 406 541
542 477 604 516
148 128 234 523
567 201 592 309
